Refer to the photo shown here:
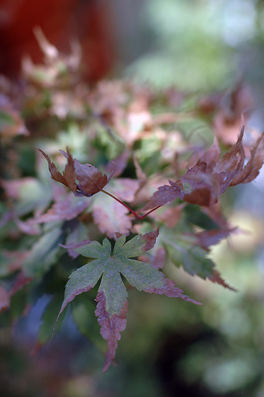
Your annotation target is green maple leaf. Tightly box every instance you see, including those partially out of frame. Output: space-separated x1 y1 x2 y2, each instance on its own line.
56 229 201 372
160 228 215 279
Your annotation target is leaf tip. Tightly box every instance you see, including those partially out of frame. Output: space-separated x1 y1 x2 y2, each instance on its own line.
142 228 159 252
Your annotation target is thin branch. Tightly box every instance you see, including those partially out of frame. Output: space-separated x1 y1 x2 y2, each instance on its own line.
101 189 160 220
101 189 140 218
138 205 161 220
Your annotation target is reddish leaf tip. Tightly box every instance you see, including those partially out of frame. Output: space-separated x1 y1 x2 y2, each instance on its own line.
95 290 127 372
142 228 159 252
208 269 238 291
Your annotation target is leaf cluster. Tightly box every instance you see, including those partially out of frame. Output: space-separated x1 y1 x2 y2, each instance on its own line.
1 32 264 372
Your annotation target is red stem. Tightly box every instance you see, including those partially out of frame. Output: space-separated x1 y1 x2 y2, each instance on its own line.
101 189 160 220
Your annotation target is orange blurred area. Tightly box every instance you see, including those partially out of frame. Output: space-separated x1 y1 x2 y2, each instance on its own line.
0 0 115 81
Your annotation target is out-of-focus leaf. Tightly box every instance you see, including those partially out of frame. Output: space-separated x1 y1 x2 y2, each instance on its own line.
0 250 29 277
92 197 132 239
0 284 10 312
61 222 91 259
29 193 90 223
160 227 215 279
213 85 253 145
0 95 28 137
91 178 141 238
2 178 52 216
141 128 264 211
159 226 235 290
23 224 63 277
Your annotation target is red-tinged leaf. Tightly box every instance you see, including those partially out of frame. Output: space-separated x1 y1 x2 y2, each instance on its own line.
181 170 220 206
60 149 111 196
31 341 44 356
150 204 185 228
144 278 201 304
56 231 199 372
1 176 53 217
0 285 10 312
208 269 237 291
0 94 28 137
195 228 235 250
141 180 181 211
133 156 147 182
59 221 92 258
142 228 159 251
139 246 166 270
197 138 221 172
213 85 252 145
36 148 73 190
0 250 30 276
38 147 112 198
202 203 230 230
29 194 90 223
141 163 218 210
159 227 216 279
105 150 130 177
9 272 32 297
62 147 78 193
95 291 127 373
158 225 235 290
214 113 244 146
110 178 141 202
91 178 141 238
15 217 41 235
2 177 37 199
214 127 245 176
60 240 92 259
230 132 264 185
153 247 166 269
92 200 132 238
142 127 261 211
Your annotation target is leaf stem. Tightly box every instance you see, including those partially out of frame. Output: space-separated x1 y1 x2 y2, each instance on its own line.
101 190 160 220
139 205 161 219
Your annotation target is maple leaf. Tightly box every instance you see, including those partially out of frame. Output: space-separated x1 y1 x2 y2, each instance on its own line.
23 224 64 278
160 227 215 279
29 193 90 223
1 177 53 216
105 150 131 177
141 128 264 211
213 85 253 145
195 228 235 251
56 229 201 372
37 147 113 197
147 219 236 291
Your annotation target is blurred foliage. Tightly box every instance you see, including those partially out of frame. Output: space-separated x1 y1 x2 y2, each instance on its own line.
127 0 264 91
1 3 264 395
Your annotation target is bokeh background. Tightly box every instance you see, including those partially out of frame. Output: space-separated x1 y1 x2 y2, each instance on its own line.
2 0 264 396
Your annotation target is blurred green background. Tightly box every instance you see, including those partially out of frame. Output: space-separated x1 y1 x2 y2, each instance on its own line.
2 0 264 396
